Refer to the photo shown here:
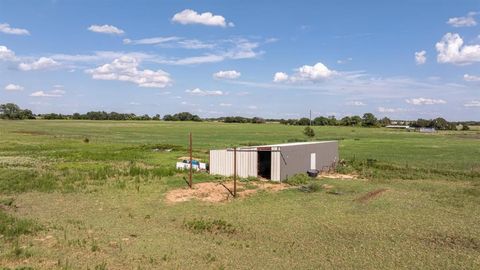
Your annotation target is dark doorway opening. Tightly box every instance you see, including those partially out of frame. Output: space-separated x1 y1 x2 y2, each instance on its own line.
258 151 271 179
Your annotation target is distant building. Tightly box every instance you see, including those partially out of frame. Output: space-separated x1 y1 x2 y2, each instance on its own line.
418 127 436 133
385 125 410 129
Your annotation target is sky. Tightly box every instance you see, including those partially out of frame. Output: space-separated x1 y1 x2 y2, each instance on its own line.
0 0 479 121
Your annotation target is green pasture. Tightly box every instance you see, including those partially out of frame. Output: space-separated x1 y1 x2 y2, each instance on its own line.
0 120 479 269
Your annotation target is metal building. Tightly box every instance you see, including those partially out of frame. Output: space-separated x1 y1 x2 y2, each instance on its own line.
209 141 338 182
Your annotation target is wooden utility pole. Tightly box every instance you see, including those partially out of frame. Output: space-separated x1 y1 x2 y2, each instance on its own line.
309 109 312 126
189 132 193 188
233 147 237 197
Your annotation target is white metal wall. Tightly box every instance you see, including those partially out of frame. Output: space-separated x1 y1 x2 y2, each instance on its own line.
209 149 258 178
271 147 281 181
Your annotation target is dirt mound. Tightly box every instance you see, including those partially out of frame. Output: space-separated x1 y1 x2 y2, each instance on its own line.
318 172 359 179
165 181 290 203
356 188 389 203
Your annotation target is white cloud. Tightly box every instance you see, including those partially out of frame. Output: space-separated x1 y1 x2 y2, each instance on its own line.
19 57 60 71
273 72 289 82
0 45 15 60
185 88 224 96
123 36 180 45
178 39 215 49
172 9 233 27
346 101 365 106
88 24 124 35
167 54 225 65
463 74 480 82
464 100 480 107
447 12 478 27
219 103 232 107
30 90 63 97
0 23 30 35
4 84 24 91
406 97 446 105
337 57 353 64
137 38 261 65
50 89 66 95
415 50 427 65
86 56 172 88
378 107 405 113
213 70 241 79
436 33 480 64
247 105 258 110
274 62 336 83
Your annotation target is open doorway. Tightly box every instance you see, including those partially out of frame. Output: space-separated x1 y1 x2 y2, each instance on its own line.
257 150 271 179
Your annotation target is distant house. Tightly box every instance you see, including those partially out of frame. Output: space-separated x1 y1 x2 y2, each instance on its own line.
418 127 436 133
385 125 410 129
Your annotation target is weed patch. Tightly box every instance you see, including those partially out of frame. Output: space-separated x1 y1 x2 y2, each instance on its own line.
285 173 311 185
184 218 236 234
0 211 41 240
298 182 322 193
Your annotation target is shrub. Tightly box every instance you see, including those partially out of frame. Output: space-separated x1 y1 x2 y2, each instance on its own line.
285 173 311 185
303 126 315 138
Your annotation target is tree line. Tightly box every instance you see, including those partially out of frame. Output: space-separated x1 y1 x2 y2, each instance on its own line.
0 103 475 130
278 113 467 130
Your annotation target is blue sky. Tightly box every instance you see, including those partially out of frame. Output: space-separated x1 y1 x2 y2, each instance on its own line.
0 0 479 120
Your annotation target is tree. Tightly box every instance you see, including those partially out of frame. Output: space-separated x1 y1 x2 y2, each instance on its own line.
303 126 315 138
251 117 266 124
19 109 35 119
379 117 391 127
0 103 22 119
163 114 174 121
297 117 310 126
313 116 329 126
0 103 35 120
163 112 202 121
362 113 378 127
327 116 338 126
351 115 362 126
431 117 456 130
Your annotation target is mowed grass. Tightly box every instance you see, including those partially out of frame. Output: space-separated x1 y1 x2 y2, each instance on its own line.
0 120 480 269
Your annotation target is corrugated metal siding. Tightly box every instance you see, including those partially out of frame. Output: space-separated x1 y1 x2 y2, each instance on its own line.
279 142 338 181
209 149 257 178
271 147 281 181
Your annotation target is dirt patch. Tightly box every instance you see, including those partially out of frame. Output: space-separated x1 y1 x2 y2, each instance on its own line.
420 232 480 251
318 172 359 180
13 130 50 136
455 134 480 140
165 181 290 203
355 188 388 203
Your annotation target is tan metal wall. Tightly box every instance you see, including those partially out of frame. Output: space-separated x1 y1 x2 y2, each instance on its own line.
209 149 257 178
271 147 281 181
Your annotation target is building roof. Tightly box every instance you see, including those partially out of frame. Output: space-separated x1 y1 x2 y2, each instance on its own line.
385 125 410 128
210 141 337 151
236 141 336 149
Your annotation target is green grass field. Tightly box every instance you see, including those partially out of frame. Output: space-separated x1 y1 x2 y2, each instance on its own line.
1 120 480 269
